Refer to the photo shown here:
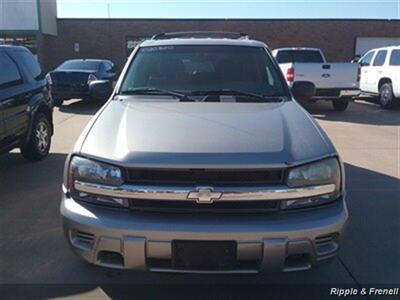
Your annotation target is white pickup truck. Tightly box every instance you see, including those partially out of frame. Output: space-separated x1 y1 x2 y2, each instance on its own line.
358 45 400 109
272 48 360 111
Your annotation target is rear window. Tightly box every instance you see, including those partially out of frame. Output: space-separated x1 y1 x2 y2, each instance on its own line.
120 45 286 97
372 50 387 66
276 50 324 63
59 60 101 70
389 50 400 66
14 49 42 80
0 52 22 89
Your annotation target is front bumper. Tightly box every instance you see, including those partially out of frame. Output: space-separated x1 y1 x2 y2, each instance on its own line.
61 193 348 273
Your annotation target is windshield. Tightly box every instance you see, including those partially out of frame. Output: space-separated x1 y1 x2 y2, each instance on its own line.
120 45 287 98
276 50 324 63
59 60 101 70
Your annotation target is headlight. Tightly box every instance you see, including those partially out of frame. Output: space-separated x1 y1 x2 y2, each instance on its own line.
68 156 127 208
70 156 123 186
282 157 341 210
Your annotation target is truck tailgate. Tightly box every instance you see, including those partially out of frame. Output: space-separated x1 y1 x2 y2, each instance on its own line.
292 63 359 89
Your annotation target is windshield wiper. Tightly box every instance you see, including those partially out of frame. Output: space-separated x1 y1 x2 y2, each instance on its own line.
189 89 286 102
119 88 193 101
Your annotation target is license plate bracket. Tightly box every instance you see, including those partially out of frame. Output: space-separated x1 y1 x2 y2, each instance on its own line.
172 240 237 270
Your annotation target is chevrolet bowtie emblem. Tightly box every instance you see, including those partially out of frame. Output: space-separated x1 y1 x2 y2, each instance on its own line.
187 187 222 204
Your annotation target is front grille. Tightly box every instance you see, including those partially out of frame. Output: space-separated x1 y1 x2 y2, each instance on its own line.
147 258 260 272
75 231 95 243
70 230 95 251
315 233 338 246
126 168 284 185
130 199 279 213
314 233 339 257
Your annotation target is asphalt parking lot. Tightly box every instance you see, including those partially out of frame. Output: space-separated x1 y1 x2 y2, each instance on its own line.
0 99 399 299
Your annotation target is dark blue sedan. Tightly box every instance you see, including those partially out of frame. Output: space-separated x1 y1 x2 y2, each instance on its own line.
47 59 118 106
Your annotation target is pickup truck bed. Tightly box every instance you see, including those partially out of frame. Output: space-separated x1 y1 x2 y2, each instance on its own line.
273 48 360 111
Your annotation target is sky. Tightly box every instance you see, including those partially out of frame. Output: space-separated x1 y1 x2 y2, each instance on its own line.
57 0 400 19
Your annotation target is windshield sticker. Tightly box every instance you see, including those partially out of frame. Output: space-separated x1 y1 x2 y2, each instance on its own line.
142 46 175 52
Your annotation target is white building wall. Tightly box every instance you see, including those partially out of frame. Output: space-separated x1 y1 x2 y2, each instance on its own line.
39 0 57 35
0 0 39 31
355 37 400 56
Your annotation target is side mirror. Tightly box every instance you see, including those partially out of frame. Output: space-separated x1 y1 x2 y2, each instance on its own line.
291 81 316 101
89 80 112 100
351 56 360 63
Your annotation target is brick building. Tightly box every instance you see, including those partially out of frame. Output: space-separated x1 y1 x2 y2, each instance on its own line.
0 0 57 63
2 4 400 72
36 18 400 71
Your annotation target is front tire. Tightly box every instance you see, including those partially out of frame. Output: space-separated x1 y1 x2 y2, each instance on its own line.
379 83 397 109
21 114 52 161
332 97 350 111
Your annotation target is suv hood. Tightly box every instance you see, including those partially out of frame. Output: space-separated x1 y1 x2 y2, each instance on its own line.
79 99 335 168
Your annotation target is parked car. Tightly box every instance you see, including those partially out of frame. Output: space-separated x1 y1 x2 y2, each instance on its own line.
61 32 348 273
47 59 118 106
272 47 360 111
358 45 400 108
0 45 53 161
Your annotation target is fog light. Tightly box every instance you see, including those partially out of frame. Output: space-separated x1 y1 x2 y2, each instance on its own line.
96 196 129 207
74 192 129 208
280 194 336 210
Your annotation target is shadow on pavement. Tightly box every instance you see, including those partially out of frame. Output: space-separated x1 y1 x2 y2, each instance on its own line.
304 99 400 126
339 163 400 286
0 154 399 298
59 98 105 116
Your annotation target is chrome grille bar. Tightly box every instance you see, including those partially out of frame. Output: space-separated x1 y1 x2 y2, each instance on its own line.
74 181 336 202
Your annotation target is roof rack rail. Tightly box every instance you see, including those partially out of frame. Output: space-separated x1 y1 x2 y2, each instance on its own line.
151 31 250 40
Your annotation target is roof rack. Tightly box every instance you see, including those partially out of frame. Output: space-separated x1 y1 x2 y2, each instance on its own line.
151 31 250 40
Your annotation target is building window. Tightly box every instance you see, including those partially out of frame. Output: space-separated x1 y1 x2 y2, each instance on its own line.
0 36 38 56
126 36 149 57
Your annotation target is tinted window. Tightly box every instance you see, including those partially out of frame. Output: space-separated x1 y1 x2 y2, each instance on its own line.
276 50 324 63
389 50 400 66
14 49 42 80
59 60 101 70
359 51 375 66
121 45 286 97
0 52 22 89
373 50 387 66
103 61 115 73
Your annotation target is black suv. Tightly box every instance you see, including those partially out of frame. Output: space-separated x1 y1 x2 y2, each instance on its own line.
0 46 53 161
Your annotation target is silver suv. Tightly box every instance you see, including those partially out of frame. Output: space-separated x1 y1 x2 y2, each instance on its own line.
61 32 348 273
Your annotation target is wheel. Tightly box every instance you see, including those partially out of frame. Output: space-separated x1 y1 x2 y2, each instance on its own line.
52 97 64 107
379 83 397 109
332 97 350 111
21 113 52 161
